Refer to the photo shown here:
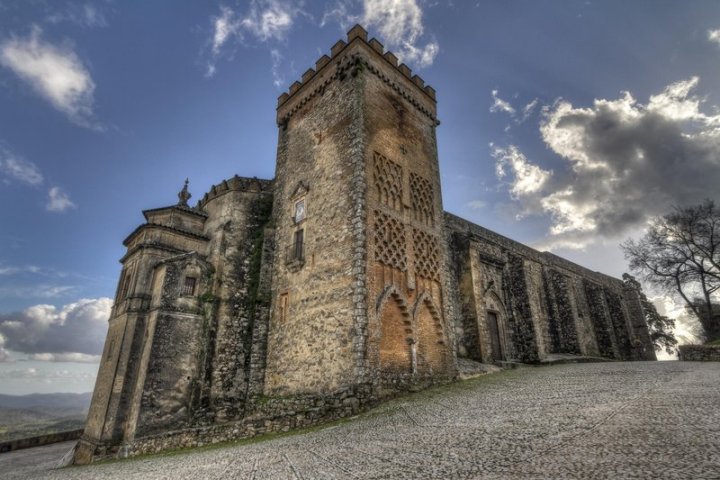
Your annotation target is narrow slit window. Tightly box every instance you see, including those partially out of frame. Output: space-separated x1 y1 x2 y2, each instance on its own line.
183 277 197 296
279 293 289 323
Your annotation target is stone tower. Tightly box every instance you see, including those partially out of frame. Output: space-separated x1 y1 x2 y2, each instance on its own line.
264 25 455 396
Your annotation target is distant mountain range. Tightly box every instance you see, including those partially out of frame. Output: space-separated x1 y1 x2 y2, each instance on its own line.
0 392 91 442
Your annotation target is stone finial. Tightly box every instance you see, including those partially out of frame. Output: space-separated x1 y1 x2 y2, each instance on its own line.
178 178 192 206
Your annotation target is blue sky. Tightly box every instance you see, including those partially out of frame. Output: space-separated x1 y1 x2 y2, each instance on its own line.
0 0 719 392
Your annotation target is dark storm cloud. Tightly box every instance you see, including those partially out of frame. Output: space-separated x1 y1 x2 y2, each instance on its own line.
494 77 720 249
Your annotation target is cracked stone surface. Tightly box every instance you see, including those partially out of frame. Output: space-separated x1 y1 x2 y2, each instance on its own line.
2 361 719 479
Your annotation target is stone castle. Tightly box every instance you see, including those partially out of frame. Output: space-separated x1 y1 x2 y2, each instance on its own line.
73 26 655 463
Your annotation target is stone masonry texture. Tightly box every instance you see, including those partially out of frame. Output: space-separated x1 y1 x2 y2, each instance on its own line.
6 362 719 479
72 25 656 464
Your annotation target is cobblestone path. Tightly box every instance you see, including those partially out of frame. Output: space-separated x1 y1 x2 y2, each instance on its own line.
2 361 718 479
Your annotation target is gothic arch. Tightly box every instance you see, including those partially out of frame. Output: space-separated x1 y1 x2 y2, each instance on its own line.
376 284 409 314
412 292 447 374
376 285 413 373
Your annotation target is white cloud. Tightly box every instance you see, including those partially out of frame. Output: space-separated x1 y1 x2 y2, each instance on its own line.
708 28 720 46
321 0 438 68
46 3 108 28
270 48 284 88
361 0 438 67
211 5 241 56
521 98 539 122
466 200 487 211
0 333 10 362
0 297 111 362
490 89 515 115
0 146 43 185
0 26 98 128
0 366 97 383
46 186 76 212
489 91 540 125
207 1 297 78
496 77 720 250
492 145 551 200
241 0 293 41
0 284 77 299
0 264 42 276
29 352 101 363
321 0 357 29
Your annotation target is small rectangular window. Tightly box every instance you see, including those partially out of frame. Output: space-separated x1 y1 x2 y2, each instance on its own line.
294 229 304 261
183 277 196 296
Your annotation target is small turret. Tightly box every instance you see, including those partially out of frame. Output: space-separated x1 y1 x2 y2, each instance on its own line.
178 178 192 206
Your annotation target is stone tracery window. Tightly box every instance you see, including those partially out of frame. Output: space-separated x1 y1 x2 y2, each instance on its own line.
413 228 440 281
409 173 434 226
374 210 407 271
373 151 403 211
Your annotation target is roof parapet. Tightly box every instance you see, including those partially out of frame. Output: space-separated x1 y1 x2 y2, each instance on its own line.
276 24 437 109
198 175 273 208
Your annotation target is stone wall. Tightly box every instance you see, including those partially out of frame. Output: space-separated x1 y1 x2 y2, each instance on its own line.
266 44 364 395
118 384 376 459
0 429 83 454
445 212 656 363
679 345 720 361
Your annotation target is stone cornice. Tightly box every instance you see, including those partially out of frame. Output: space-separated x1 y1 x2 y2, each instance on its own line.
122 223 209 248
119 243 189 264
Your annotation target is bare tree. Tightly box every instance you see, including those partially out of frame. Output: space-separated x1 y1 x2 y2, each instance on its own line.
622 200 720 342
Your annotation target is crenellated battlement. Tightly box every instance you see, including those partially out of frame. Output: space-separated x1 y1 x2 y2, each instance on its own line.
197 175 273 209
276 25 437 125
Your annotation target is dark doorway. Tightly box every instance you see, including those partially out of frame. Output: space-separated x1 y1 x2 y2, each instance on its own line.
487 311 503 362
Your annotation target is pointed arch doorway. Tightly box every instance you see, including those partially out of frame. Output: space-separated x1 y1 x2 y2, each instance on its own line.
486 310 504 362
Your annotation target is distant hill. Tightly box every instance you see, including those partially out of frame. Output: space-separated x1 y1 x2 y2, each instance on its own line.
0 392 91 442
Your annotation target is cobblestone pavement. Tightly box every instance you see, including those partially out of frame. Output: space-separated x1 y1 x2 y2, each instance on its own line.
2 361 719 480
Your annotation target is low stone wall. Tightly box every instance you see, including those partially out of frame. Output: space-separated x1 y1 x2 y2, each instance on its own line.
0 429 83 454
679 345 720 361
82 384 376 461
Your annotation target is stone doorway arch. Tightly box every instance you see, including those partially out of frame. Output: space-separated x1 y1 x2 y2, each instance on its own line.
484 291 508 363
